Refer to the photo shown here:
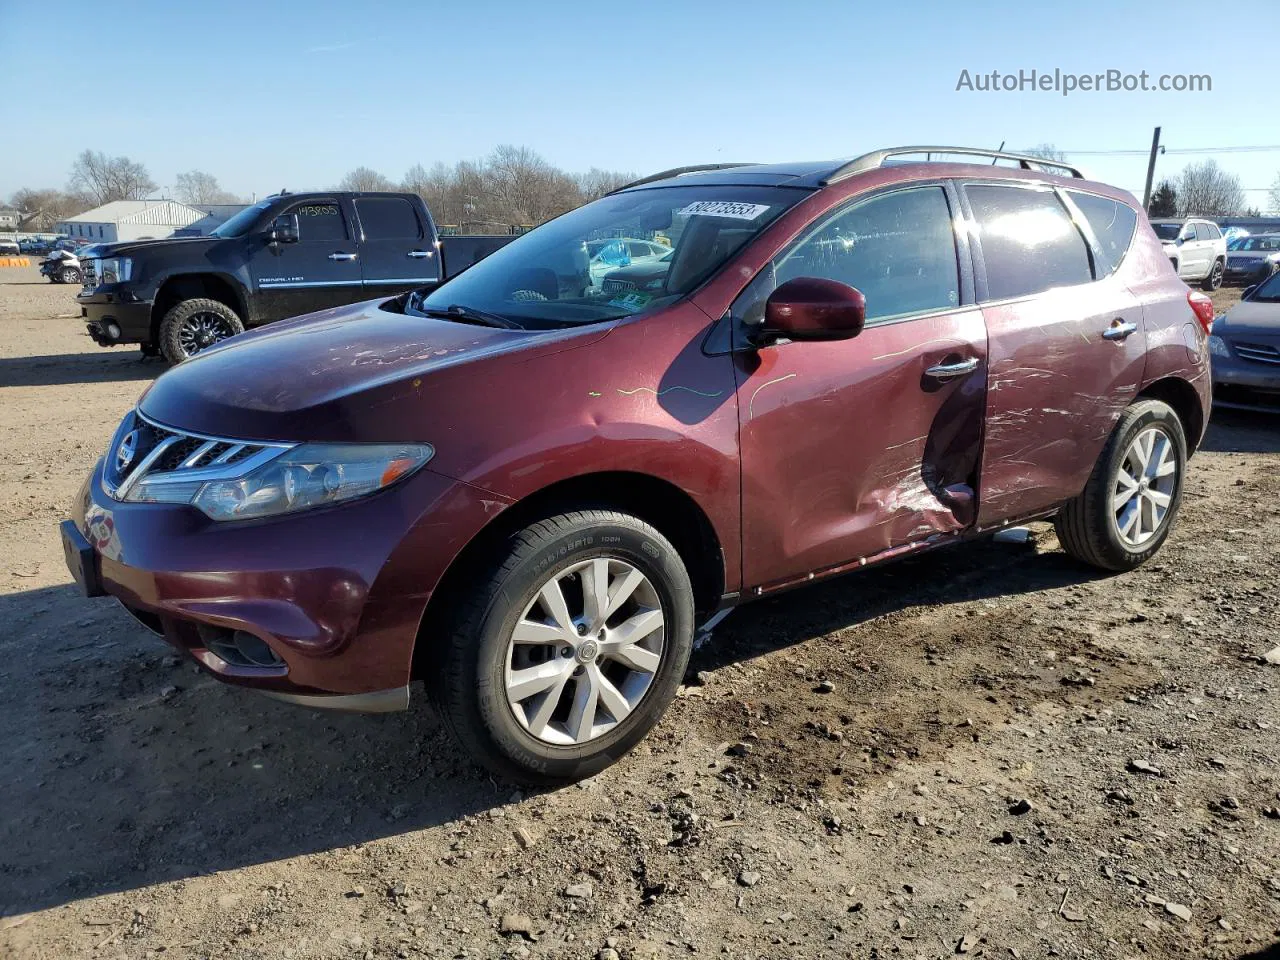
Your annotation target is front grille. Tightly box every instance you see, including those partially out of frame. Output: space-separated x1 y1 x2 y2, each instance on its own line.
103 410 288 500
1233 341 1280 366
602 278 637 294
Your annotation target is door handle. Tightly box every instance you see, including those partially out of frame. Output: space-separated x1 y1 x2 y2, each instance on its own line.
406 250 433 259
328 252 358 262
924 357 980 381
1102 319 1138 341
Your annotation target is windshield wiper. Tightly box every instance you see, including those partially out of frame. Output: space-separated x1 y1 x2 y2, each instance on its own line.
422 304 522 330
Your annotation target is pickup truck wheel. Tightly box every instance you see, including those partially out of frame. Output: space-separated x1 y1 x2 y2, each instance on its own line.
159 298 244 363
428 510 695 784
1054 399 1187 572
1201 258 1224 291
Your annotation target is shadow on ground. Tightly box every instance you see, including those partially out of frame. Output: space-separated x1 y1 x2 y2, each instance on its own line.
0 351 159 388
0 413 1272 917
1202 408 1280 454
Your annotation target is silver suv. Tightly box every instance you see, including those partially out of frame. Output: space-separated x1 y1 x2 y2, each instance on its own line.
1149 217 1227 290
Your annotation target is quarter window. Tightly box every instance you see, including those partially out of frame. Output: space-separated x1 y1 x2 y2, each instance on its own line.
967 184 1093 299
285 201 348 242
770 186 961 323
356 197 421 240
1068 191 1138 278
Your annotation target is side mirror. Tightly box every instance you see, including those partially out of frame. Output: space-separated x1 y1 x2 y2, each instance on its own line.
269 213 299 244
753 277 866 346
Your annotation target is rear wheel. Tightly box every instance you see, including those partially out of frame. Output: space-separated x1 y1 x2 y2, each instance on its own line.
1201 258 1224 291
158 298 244 364
1054 399 1187 571
428 510 695 784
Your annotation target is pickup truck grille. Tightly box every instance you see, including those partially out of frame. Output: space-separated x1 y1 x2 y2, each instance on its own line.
1233 341 1280 366
102 410 288 500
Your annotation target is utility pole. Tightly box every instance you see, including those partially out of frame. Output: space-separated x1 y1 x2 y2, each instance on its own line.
1142 127 1162 212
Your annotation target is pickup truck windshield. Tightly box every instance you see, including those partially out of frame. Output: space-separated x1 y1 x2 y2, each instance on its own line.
212 201 272 238
415 184 810 330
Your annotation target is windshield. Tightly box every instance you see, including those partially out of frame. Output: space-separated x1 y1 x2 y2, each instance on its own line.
1151 222 1182 241
415 184 809 330
212 201 271 238
1250 272 1280 302
1234 236 1280 252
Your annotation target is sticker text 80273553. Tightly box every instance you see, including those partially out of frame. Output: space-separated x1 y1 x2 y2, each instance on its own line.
676 201 771 221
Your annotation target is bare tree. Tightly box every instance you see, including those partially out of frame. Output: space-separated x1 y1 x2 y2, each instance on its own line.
68 149 157 205
175 170 240 205
1021 143 1069 162
575 167 636 202
1177 159 1246 217
337 167 395 192
9 188 91 230
1269 172 1280 216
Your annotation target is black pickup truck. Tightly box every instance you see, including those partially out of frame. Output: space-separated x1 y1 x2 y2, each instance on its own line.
76 191 515 362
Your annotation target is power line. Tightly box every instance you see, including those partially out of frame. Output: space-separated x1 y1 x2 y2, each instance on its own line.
1064 144 1280 157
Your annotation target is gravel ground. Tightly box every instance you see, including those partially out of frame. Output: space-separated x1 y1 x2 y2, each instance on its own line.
0 266 1277 960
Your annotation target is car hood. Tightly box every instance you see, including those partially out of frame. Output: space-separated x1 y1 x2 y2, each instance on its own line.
92 236 221 258
139 298 611 442
1216 300 1280 339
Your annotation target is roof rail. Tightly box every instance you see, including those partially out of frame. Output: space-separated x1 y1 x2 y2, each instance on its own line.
611 162 757 193
821 146 1084 185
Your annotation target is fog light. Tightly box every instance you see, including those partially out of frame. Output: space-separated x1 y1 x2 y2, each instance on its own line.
105 322 121 340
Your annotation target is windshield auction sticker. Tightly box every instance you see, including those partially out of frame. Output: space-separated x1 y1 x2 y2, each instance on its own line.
677 201 771 220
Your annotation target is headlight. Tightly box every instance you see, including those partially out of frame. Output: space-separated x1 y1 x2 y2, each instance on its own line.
1207 334 1230 358
96 257 133 284
126 442 433 520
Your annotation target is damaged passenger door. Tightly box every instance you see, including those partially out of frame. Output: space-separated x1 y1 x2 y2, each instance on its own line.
733 183 989 593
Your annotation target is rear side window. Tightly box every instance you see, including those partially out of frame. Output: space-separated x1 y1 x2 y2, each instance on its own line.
286 201 348 242
356 197 422 240
966 184 1092 299
773 185 960 322
1069 192 1138 278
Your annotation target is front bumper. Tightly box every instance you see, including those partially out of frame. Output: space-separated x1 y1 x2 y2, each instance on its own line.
77 287 153 346
1211 349 1280 412
1223 262 1275 285
63 458 510 708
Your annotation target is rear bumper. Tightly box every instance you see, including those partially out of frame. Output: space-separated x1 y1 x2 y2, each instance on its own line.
64 458 510 707
77 289 153 345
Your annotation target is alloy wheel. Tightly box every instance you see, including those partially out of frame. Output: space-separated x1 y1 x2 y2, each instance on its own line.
504 557 665 746
178 312 236 357
1111 425 1178 547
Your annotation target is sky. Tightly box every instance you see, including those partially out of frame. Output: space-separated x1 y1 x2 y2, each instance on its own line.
1 0 1276 209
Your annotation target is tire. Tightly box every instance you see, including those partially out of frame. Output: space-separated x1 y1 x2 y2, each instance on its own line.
60 267 80 284
1201 258 1224 291
428 510 695 784
1054 399 1187 572
158 298 244 364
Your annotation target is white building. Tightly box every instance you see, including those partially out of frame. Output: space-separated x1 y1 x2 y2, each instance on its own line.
56 200 206 242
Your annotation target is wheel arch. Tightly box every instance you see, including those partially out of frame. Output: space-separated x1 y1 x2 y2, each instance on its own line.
151 273 248 341
1138 376 1205 455
410 471 727 680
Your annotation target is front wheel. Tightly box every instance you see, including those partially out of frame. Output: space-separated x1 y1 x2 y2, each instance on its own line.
428 510 695 784
1054 398 1187 571
158 298 245 363
1201 258 1224 291
60 267 81 284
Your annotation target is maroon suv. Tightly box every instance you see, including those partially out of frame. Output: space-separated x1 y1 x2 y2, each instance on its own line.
61 146 1213 783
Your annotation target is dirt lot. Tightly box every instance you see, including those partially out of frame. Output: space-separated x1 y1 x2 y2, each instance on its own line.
0 266 1277 960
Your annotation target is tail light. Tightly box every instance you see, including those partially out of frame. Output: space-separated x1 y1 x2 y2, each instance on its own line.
1187 290 1215 334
